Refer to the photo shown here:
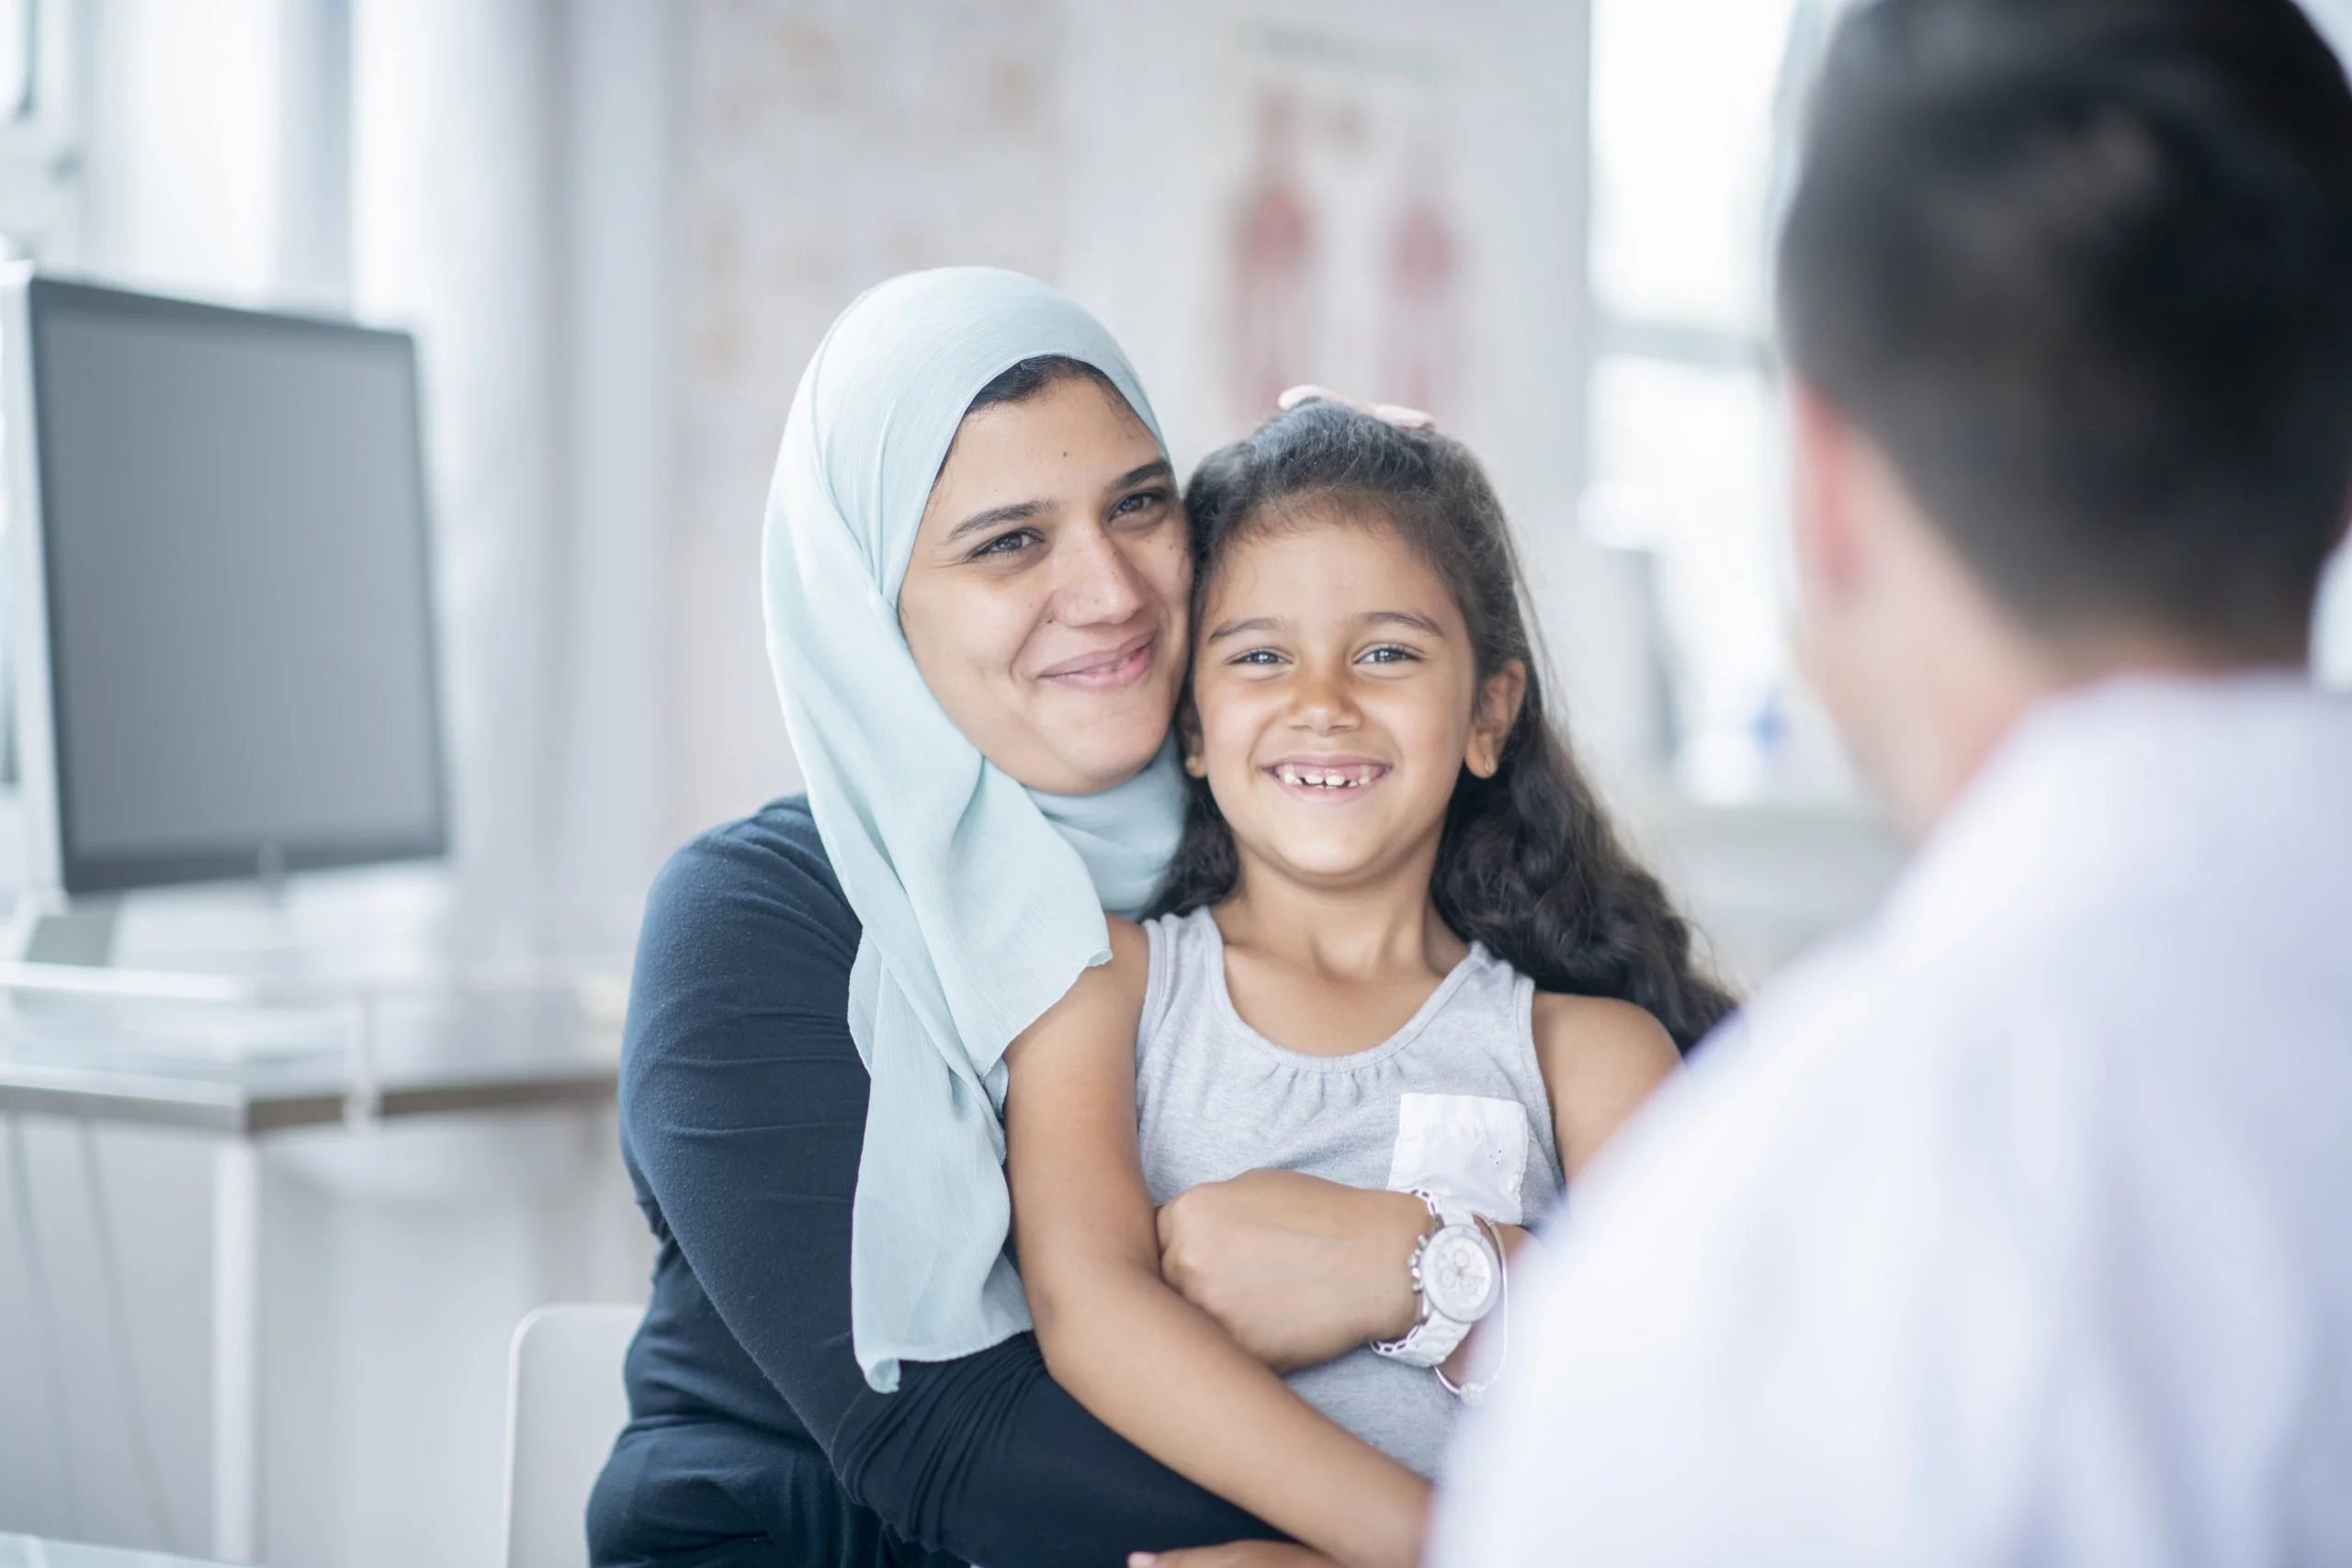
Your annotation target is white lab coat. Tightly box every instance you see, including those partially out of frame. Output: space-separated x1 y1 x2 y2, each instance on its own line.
1433 673 2352 1567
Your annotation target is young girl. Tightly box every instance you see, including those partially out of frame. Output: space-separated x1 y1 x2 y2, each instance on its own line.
1003 401 1734 1568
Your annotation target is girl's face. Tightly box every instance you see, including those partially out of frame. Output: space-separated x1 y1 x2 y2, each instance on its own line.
1185 507 1524 891
899 375 1191 795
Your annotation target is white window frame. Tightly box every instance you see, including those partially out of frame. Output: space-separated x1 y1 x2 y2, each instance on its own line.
1577 0 1824 804
0 0 84 265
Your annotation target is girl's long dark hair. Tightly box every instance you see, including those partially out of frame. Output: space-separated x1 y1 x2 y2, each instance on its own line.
1146 400 1737 1052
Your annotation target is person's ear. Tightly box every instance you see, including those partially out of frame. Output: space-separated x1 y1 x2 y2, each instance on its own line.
1465 659 1528 778
1179 700 1207 777
1791 378 1865 608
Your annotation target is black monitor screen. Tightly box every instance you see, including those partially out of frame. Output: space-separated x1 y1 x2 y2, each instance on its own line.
27 279 446 893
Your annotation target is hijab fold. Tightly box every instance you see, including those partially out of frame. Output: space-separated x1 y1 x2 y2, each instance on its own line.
763 267 1182 1392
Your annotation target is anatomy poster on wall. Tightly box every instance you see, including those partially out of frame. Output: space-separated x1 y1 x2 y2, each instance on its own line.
1220 22 1471 425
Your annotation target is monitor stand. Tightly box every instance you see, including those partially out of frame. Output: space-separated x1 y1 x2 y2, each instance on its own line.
0 876 592 1043
0 888 379 1059
8 865 298 976
16 896 122 966
2 884 308 1004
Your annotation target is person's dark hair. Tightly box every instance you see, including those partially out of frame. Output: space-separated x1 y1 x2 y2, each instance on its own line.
937 355 1144 487
967 354 1124 416
1146 400 1736 1053
1780 0 2352 656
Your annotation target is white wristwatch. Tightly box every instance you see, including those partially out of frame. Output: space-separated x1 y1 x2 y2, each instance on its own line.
1371 1189 1501 1369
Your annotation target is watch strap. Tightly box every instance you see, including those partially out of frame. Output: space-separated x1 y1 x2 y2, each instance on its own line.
1372 1189 1483 1369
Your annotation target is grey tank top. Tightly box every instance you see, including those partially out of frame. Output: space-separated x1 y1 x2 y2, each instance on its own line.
1134 907 1566 1480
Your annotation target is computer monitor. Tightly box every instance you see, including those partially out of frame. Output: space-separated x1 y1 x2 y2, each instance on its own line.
2 270 448 930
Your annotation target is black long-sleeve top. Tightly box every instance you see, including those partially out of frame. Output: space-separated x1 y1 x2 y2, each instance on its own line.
587 796 1276 1568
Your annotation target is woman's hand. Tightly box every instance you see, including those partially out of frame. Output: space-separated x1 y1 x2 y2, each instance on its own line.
1275 384 1435 431
1132 1545 1337 1568
1156 1170 1429 1371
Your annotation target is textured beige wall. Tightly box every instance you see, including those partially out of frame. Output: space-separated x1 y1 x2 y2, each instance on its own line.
665 0 1071 839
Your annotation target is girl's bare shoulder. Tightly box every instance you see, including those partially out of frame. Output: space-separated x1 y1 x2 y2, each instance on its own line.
1528 991 1682 1175
1104 913 1151 977
1530 991 1678 1063
1021 911 1148 1048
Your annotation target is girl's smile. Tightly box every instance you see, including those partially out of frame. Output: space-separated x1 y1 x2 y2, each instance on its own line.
1266 756 1392 797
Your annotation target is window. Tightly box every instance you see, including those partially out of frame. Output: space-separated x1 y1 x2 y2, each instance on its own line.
1584 0 2352 793
0 0 29 121
0 0 78 789
1581 0 1828 803
0 0 80 262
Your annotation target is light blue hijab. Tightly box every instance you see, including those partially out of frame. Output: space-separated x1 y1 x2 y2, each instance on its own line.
762 267 1187 1392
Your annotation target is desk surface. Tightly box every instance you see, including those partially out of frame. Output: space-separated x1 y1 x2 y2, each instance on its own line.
0 1534 234 1568
0 988 619 1134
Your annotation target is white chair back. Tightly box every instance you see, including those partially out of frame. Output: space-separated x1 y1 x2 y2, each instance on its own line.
503 1303 640 1568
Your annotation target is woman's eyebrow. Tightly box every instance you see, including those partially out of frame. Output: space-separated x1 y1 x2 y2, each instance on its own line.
1108 457 1174 491
944 459 1168 547
944 499 1046 546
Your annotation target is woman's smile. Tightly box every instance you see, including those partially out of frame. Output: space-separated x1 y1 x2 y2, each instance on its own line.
1037 627 1159 691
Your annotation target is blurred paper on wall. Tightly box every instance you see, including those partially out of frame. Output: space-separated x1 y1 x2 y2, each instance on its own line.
1220 23 1468 426
1161 4 1641 773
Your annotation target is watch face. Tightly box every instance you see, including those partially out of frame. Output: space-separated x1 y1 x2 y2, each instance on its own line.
1422 1224 1498 1322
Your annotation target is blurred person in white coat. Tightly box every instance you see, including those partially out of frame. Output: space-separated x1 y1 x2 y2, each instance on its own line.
1433 0 2352 1562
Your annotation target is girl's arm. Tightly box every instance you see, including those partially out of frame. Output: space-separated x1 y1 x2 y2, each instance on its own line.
1005 921 1430 1568
1155 992 1679 1371
1531 992 1682 1179
1406 997 1676 1393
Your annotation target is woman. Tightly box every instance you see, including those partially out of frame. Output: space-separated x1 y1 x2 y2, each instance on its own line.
588 271 1473 1568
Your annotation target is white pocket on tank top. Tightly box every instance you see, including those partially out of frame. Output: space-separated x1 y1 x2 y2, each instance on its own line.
1386 1092 1531 1224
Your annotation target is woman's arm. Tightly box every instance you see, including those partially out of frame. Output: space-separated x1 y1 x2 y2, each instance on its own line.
1154 1173 1431 1371
1005 922 1430 1568
620 806 1276 1567
1531 992 1682 1178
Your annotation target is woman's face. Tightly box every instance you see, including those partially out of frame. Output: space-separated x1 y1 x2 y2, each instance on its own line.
1186 508 1522 891
899 374 1191 795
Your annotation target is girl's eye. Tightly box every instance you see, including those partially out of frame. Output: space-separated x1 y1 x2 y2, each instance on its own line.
1231 648 1286 666
969 529 1039 560
1360 644 1419 664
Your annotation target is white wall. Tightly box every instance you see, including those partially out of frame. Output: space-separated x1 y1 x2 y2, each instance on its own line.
547 0 674 960
81 0 289 300
350 0 565 959
0 6 660 1566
